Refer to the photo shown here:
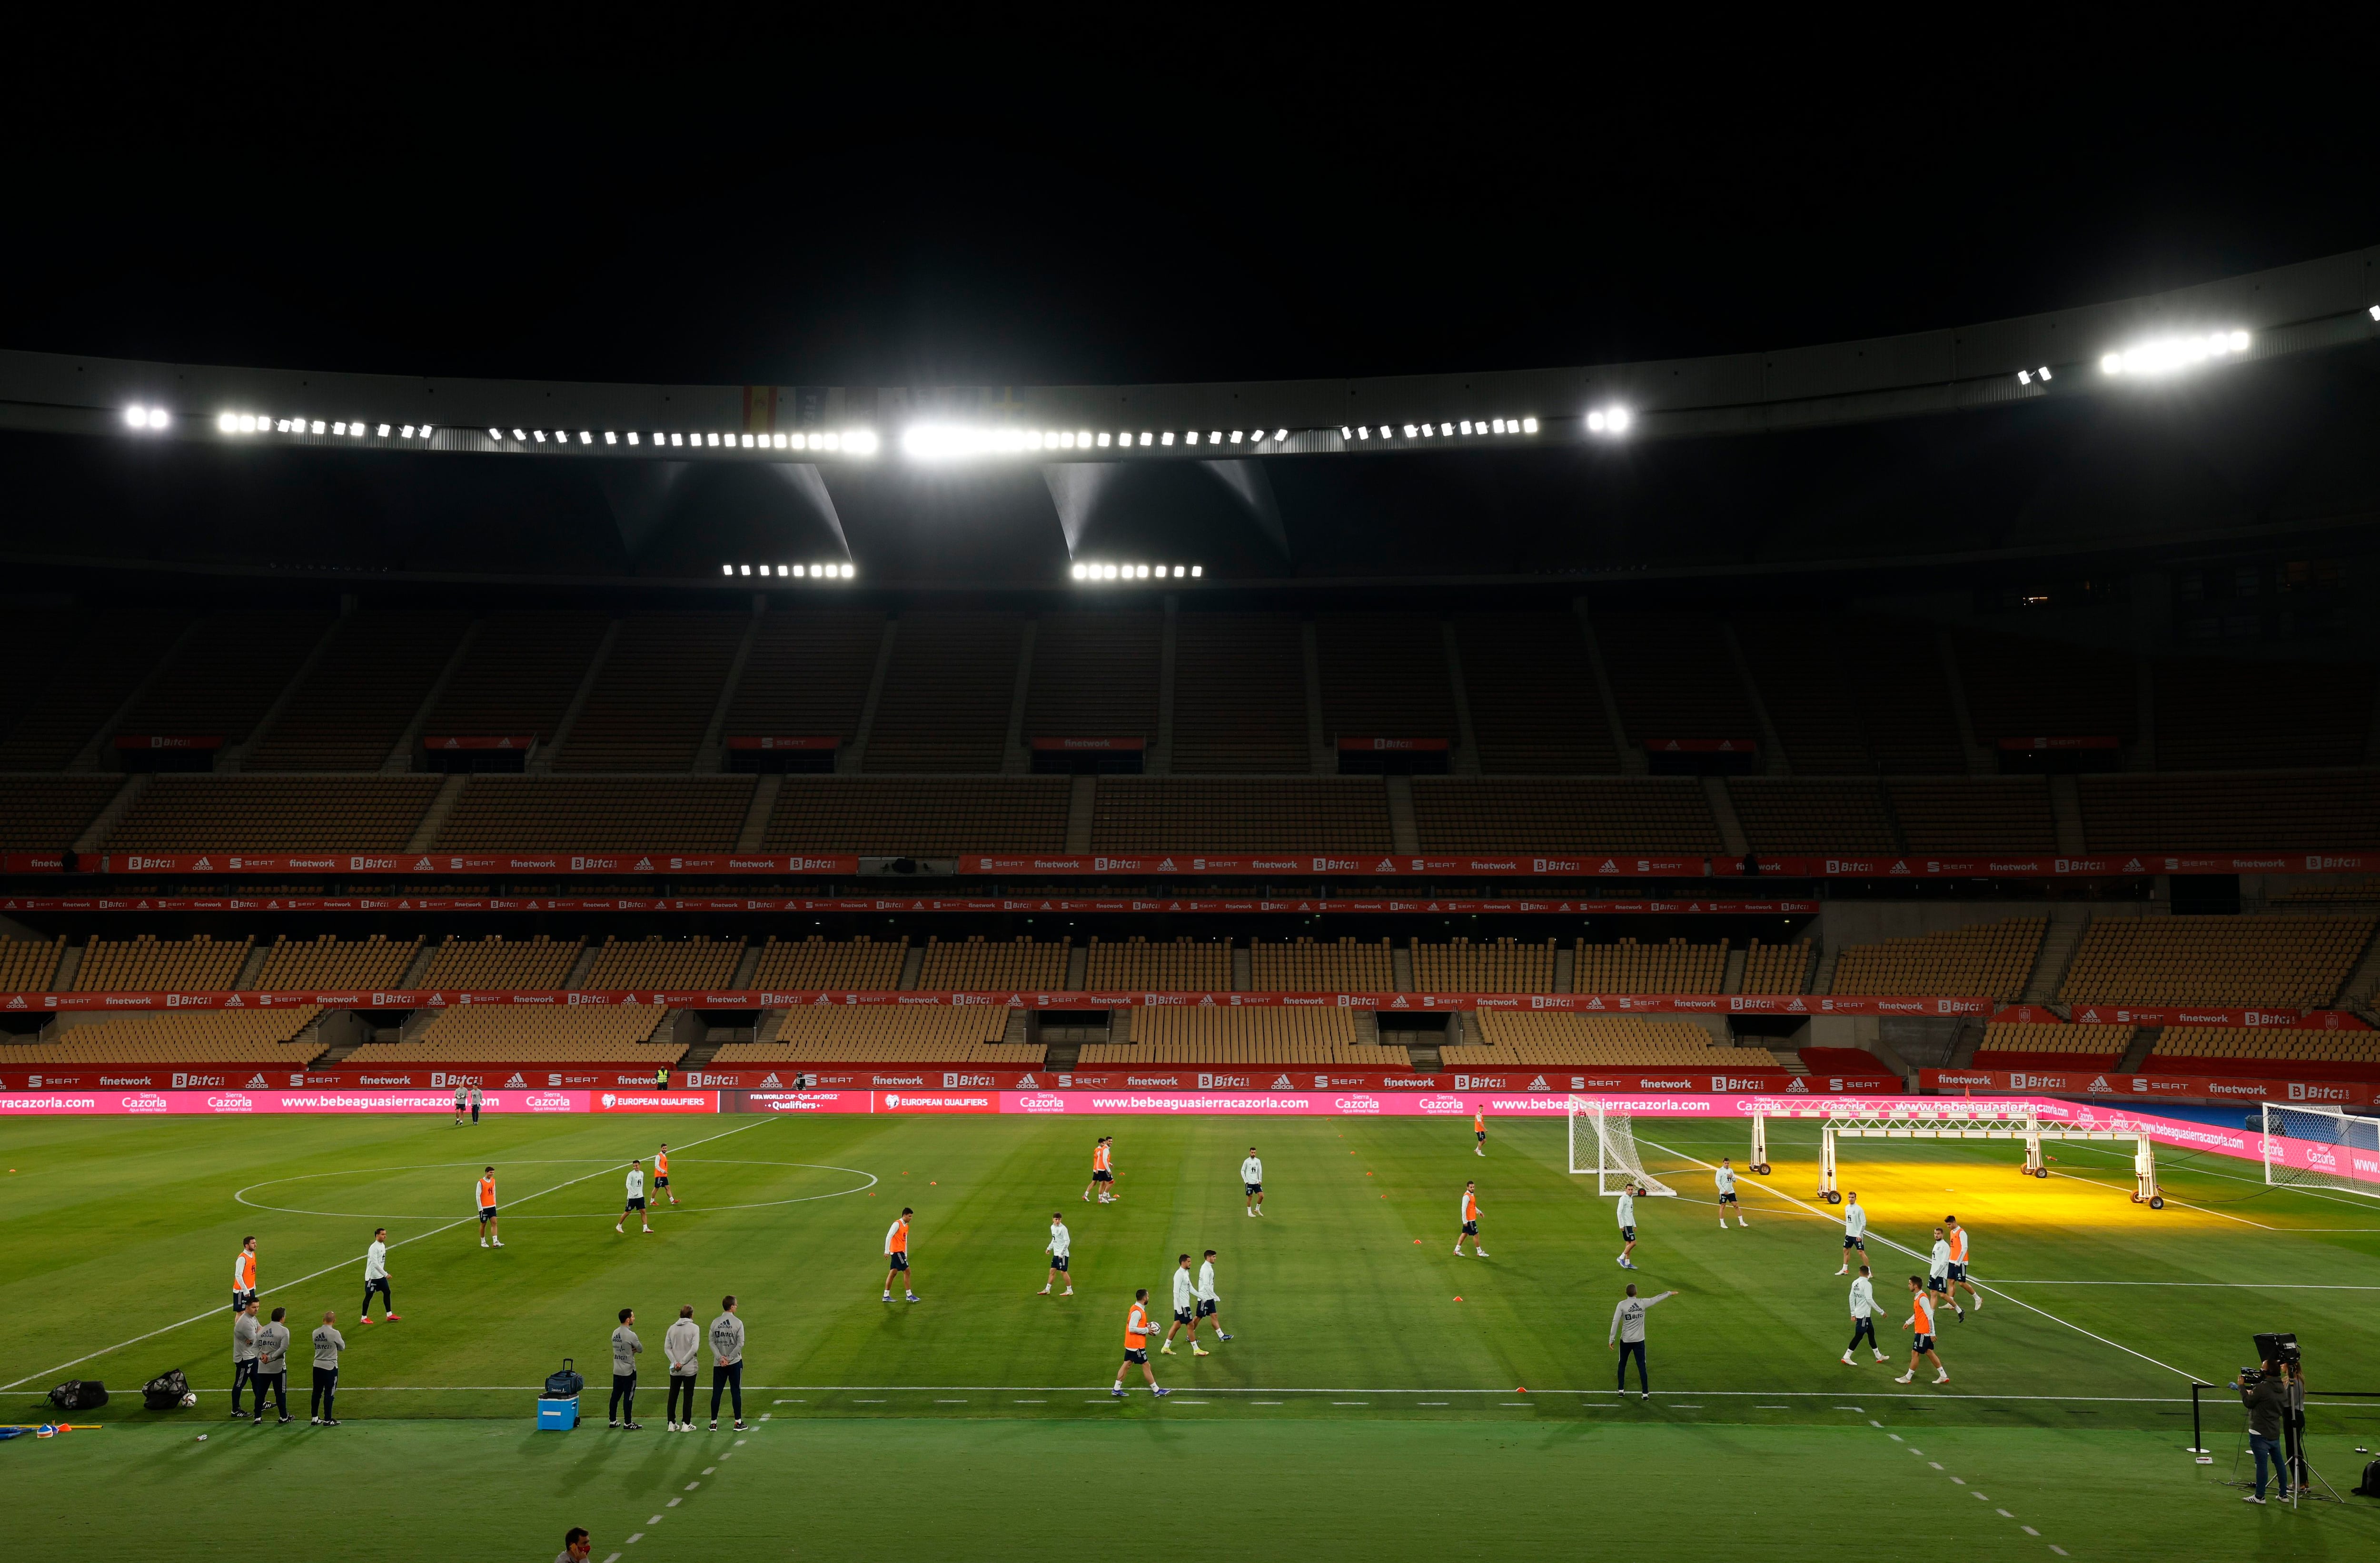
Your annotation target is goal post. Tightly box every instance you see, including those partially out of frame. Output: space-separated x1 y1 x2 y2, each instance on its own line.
1567 1096 1678 1196
2261 1104 2380 1199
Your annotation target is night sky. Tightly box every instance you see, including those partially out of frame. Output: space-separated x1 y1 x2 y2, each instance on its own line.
9 44 2375 390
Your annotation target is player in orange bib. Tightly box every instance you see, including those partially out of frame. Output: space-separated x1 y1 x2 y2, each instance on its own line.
1454 1181 1488 1257
1083 1137 1118 1204
477 1167 503 1247
654 1145 678 1208
232 1236 259 1314
1474 1109 1487 1157
1111 1289 1170 1398
1895 1275 1949 1384
883 1208 919 1303
1943 1216 1981 1315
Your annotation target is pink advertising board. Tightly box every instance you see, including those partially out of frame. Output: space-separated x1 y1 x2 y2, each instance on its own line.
0 1088 722 1116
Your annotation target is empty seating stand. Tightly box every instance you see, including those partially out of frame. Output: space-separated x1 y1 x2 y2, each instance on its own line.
113 611 336 751
434 777 754 850
418 611 612 752
1733 615 1871 774
862 612 1026 773
1170 611 1309 773
1316 613 1459 754
1454 1010 1772 1067
1888 777 2058 853
102 777 443 850
721 1006 1030 1064
765 777 1067 854
0 776 126 850
2154 657 2378 771
2148 1027 2380 1079
2059 916 2375 1008
1410 937 1556 993
1954 627 2137 754
416 935 584 991
581 935 745 990
750 936 909 991
1084 1007 1373 1065
349 1006 675 1065
1249 937 1392 991
1084 936 1232 991
0 935 67 993
2079 772 2380 852
1830 918 2043 1001
1025 611 1161 748
1729 779 1896 853
245 612 471 770
1596 611 1760 759
1740 939 1812 994
74 933 253 992
0 1008 321 1066
1452 612 1616 774
1573 938 1727 994
724 609 886 751
1412 778 1723 854
917 936 1070 990
557 612 748 772
0 610 191 769
1973 1023 2134 1067
1091 778 1390 852
252 934 421 990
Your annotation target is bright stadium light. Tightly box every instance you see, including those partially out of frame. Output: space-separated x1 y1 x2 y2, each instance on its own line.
124 406 149 429
1586 406 1631 436
2099 329 2251 377
1273 429 1287 442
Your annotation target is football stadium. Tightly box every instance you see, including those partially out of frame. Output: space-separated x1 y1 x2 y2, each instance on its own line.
5 81 2380 1562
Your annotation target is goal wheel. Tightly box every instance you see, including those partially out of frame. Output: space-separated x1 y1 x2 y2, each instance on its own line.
1752 1163 1771 1176
2129 1192 2142 1203
2033 1167 2050 1179
1824 1191 1843 1205
2148 1195 2165 1211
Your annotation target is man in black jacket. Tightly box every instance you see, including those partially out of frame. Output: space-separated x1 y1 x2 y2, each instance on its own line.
2231 1362 2291 1503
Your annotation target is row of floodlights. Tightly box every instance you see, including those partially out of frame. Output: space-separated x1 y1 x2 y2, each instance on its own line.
903 425 1293 459
495 428 881 455
722 562 857 579
2100 329 2251 377
216 412 434 439
1342 417 1540 442
1070 562 1202 581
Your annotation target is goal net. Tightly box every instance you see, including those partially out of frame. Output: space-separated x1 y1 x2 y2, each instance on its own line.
2261 1104 2380 1199
1568 1097 1677 1196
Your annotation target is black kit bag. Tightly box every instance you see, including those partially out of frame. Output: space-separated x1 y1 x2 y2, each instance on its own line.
48 1380 108 1412
143 1370 191 1410
2354 1457 2380 1497
544 1357 585 1400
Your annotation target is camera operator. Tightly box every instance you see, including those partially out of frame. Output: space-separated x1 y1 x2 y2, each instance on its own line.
2228 1362 2291 1504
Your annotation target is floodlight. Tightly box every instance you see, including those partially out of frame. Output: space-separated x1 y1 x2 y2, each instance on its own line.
533 429 546 442
1097 432 1112 447
1273 429 1286 442
1139 432 1151 447
774 565 786 576
1076 430 1091 447
1209 431 1222 444
1421 424 1434 438
1172 565 1185 577
1187 431 1200 445
721 564 734 576
1460 420 1474 435
1402 424 1417 438
1071 563 1087 580
124 406 147 428
2370 304 2380 322
1161 432 1174 446
605 432 618 445
1522 417 1538 433
1340 426 1353 438
1357 426 1370 439
740 564 752 576
401 425 415 438
1190 566 1202 577
2038 366 2052 381
840 563 854 578
375 424 389 437
2098 329 2251 377
669 433 682 447
220 413 240 433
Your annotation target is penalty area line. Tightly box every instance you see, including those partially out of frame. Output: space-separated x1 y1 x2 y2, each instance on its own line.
0 1114 780 1394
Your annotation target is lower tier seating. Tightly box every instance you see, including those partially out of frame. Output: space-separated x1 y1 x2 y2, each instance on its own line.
0 1007 320 1064
2059 915 2375 1008
1829 918 2043 1000
1573 938 1727 994
1410 937 1557 994
2146 1027 2380 1079
1250 937 1393 991
1082 1006 1374 1065
343 1005 673 1064
417 935 584 991
1448 1010 1775 1067
750 936 909 991
717 1005 1030 1063
75 933 252 993
1083 936 1232 991
1971 1023 2135 1067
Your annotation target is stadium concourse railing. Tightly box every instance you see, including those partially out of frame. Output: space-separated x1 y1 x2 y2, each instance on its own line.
12 848 2380 879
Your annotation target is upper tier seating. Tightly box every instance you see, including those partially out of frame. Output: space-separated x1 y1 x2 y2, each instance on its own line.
764 777 1067 853
1249 937 1392 991
416 611 611 746
1729 779 1896 853
1735 615 1870 774
0 935 67 993
1740 938 1812 994
1839 616 1970 774
581 935 745 990
245 612 471 770
1452 611 1617 774
1410 937 1557 994
724 609 886 745
2059 916 2375 1008
416 935 584 990
1082 1006 1373 1065
2147 1027 2380 1077
1830 918 2043 1000
1091 778 1390 852
0 611 191 769
0 776 125 850
1972 1023 2135 1065
103 776 443 850
1955 627 2138 750
1888 777 2059 853
1316 613 1459 747
74 933 252 991
556 611 748 772
433 777 754 849
1574 937 1728 994
347 1005 674 1064
1171 612 1308 773
1452 1010 1774 1066
1024 611 1161 744
1083 936 1232 991
863 612 1026 773
917 936 1070 989
2155 657 2378 771
2274 876 2380 906
252 934 421 991
717 1005 1030 1064
1595 611 1760 751
0 1007 319 1064
109 611 335 750
2078 772 2380 851
750 936 909 991
1411 777 1723 853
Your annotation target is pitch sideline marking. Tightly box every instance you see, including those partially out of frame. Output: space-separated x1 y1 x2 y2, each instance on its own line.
0 1115 779 1393
1634 1131 2210 1384
235 1157 877 1220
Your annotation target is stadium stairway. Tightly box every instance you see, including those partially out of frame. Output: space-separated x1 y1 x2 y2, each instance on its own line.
2020 907 2092 1004
2117 1028 2160 1072
2340 923 2380 1027
405 775 467 852
231 944 270 991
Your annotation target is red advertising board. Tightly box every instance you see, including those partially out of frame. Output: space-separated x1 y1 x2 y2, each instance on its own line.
1029 737 1145 751
1641 738 1758 753
423 736 536 750
725 736 841 751
76 852 862 876
1996 736 2121 751
112 735 224 750
0 894 1823 916
1922 1067 2374 1107
1335 737 1449 751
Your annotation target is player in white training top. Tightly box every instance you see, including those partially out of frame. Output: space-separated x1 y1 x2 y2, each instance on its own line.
1840 1263 1886 1364
1835 1192 1869 1275
616 1160 651 1235
1241 1147 1265 1216
1927 1226 1966 1323
1616 1185 1642 1269
1194 1249 1231 1342
1160 1254 1209 1356
1040 1212 1073 1297
1714 1158 1747 1229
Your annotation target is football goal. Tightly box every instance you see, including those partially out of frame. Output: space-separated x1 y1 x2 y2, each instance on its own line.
2260 1104 2380 1199
1568 1097 1678 1196
1763 1102 2165 1209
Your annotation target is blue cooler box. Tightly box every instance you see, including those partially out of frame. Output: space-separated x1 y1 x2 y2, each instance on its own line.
538 1398 579 1430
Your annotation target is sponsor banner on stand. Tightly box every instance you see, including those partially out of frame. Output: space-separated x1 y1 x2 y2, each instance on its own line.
423 736 535 750
112 734 224 750
78 852 862 876
1921 1067 2376 1106
586 1090 720 1114
1334 737 1450 752
1028 737 1145 751
0 894 1823 916
725 736 841 751
0 1089 591 1115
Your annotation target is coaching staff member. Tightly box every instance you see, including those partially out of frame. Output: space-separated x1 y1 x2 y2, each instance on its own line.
251 1306 293 1424
609 1307 644 1429
1607 1282 1678 1400
709 1295 746 1430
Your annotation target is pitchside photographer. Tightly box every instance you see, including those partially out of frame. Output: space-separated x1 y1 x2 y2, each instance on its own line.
2228 1361 2291 1504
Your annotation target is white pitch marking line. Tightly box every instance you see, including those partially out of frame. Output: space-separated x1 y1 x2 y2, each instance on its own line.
2022 1527 2039 1536
702 1466 716 1475
1997 1509 2014 1518
1989 1279 2380 1288
2050 1547 2068 1556
625 1535 643 1545
0 1114 778 1393
667 1498 682 1508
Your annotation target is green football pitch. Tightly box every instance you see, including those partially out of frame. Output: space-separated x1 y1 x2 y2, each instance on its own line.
4 1109 2378 1561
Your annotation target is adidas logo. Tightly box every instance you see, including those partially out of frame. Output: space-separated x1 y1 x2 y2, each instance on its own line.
245 1074 269 1088
416 857 434 870
1376 858 1396 872
2086 1075 2112 1094
224 995 245 1008
760 1073 783 1086
634 857 654 871
192 856 213 870
504 1073 527 1088
1527 1075 1548 1090
1014 1073 1037 1088
1272 1074 1293 1088
1157 858 1176 872
1600 860 1617 873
